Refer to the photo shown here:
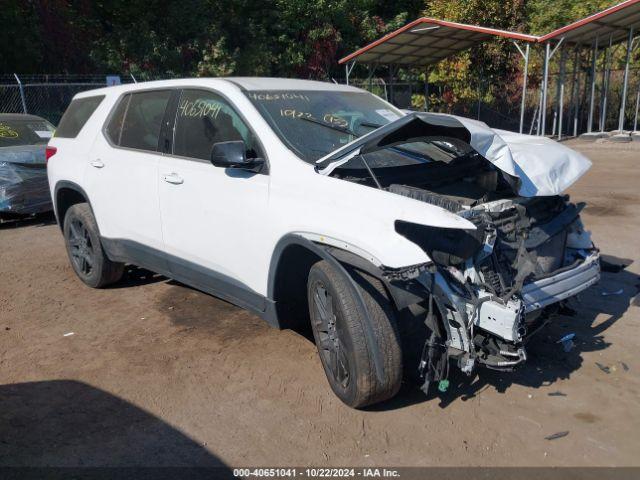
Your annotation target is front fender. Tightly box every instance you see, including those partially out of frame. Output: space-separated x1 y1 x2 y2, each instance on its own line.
267 233 386 383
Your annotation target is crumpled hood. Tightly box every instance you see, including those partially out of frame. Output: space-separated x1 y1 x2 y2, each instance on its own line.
451 115 592 196
317 112 592 197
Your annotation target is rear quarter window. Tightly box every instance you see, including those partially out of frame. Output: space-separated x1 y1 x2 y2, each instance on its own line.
55 95 105 138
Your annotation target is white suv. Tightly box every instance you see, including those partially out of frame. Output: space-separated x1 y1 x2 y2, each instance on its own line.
47 78 600 407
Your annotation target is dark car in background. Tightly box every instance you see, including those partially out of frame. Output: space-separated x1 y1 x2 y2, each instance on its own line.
0 113 55 218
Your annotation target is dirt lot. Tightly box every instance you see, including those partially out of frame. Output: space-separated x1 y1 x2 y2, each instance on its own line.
1 139 639 468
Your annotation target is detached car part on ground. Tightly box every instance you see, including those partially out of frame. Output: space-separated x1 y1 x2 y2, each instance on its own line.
0 114 55 218
47 79 599 409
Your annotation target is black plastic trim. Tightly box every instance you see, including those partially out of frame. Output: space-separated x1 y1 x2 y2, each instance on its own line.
100 237 278 327
52 180 94 229
268 234 386 382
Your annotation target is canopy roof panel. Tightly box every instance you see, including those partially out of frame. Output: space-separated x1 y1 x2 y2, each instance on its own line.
539 0 640 46
339 18 538 66
340 1 640 67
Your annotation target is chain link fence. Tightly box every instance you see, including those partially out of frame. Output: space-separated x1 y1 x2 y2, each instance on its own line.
4 71 638 134
350 67 640 135
0 74 139 125
349 77 528 132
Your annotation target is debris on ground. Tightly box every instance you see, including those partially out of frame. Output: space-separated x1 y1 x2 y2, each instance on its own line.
557 333 576 352
63 332 74 337
601 289 624 296
545 431 570 441
548 391 567 397
620 362 630 371
438 379 450 393
595 362 611 374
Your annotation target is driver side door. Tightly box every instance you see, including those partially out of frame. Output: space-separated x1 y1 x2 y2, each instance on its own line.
157 88 270 310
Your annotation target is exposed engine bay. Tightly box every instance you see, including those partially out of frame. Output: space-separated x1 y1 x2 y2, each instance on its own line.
323 113 600 394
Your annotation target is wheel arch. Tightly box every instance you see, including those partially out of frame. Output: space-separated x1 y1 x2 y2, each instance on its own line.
267 233 398 383
53 181 94 231
267 234 391 318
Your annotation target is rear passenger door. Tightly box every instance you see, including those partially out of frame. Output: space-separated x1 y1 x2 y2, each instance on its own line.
157 88 270 307
86 89 174 262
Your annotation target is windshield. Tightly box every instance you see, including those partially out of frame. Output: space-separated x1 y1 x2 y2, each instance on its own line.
245 90 404 162
0 118 55 147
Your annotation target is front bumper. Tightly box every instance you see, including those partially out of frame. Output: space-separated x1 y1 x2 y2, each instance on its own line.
474 250 600 343
521 250 600 312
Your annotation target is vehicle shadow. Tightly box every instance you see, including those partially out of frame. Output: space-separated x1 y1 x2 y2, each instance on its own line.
107 265 168 289
0 380 234 476
374 254 638 411
0 211 56 229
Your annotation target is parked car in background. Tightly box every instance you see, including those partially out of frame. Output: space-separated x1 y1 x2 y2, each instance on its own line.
47 78 599 408
0 113 55 218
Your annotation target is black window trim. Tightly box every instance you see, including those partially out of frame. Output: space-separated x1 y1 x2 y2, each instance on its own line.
166 87 270 174
101 87 175 154
101 86 270 174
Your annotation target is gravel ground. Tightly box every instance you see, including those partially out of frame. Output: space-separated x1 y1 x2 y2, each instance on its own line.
0 139 639 467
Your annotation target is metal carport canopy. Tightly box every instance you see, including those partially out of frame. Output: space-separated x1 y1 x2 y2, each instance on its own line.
338 17 538 67
539 0 640 46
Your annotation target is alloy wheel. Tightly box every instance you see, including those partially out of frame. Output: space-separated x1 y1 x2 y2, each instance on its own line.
67 219 95 276
312 281 350 389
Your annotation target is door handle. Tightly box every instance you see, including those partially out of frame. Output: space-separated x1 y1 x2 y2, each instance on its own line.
162 173 184 185
90 159 105 169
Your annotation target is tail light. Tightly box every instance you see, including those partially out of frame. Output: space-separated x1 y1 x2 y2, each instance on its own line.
45 146 57 163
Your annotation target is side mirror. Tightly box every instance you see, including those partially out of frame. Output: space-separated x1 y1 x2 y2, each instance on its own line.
210 141 264 172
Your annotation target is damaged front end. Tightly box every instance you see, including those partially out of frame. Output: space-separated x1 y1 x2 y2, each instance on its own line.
395 195 599 392
320 112 600 393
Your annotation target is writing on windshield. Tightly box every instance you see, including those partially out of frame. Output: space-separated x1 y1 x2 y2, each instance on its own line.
245 90 402 162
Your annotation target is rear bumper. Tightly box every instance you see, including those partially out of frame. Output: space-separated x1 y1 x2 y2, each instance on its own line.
521 250 600 312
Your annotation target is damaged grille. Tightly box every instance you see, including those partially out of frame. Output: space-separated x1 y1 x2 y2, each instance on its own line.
478 197 573 296
388 184 463 212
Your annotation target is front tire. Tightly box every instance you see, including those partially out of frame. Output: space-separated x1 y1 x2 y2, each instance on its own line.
63 203 124 288
307 260 402 408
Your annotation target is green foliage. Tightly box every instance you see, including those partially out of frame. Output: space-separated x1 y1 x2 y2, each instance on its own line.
1 0 424 78
422 0 526 110
526 0 617 34
0 0 627 90
0 1 43 72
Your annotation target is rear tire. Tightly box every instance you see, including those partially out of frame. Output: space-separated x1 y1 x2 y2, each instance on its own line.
307 260 402 408
63 203 124 288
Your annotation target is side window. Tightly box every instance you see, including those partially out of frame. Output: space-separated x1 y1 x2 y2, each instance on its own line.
173 89 262 161
56 95 105 138
105 94 131 145
108 90 172 151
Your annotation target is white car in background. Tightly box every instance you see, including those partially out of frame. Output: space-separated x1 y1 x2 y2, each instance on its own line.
47 78 599 408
